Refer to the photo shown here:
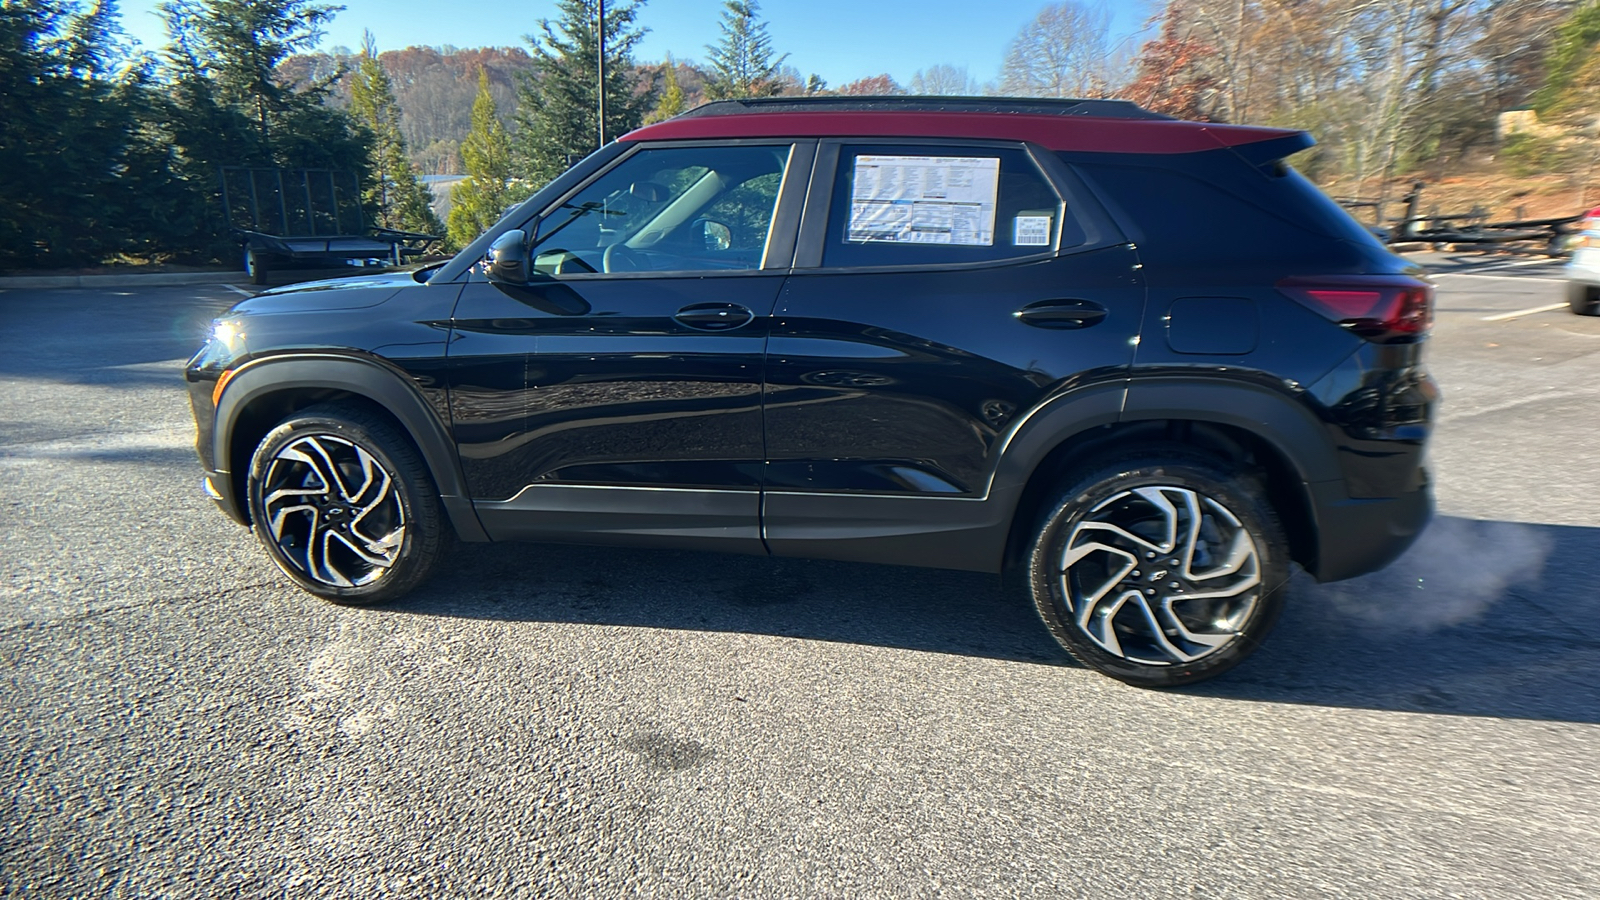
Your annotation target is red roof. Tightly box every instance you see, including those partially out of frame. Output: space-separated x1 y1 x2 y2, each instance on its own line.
621 110 1303 155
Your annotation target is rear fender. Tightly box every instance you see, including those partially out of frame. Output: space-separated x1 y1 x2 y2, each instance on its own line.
1120 378 1340 484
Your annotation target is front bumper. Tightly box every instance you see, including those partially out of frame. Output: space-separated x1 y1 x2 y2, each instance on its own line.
201 469 249 526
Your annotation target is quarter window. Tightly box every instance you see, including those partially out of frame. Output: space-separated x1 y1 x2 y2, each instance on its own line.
822 145 1068 268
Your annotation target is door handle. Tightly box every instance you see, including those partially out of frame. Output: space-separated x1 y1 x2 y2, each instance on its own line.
1014 299 1109 330
675 302 754 331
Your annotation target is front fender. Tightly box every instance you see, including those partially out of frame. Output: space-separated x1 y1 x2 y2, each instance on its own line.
212 352 488 542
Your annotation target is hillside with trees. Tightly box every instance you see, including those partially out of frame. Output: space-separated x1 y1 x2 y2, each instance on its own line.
8 0 1600 268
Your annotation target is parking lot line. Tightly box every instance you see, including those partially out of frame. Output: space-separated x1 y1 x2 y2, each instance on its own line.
1480 302 1569 321
1433 273 1564 284
1461 258 1560 273
221 285 253 298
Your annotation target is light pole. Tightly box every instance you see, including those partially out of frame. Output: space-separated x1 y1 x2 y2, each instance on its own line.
597 0 606 148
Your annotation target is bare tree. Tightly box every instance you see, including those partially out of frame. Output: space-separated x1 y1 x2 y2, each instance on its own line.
909 64 978 95
1163 0 1570 189
999 1 1116 98
1478 0 1575 112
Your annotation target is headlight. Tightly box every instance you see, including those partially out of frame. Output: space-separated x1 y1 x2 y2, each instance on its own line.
190 320 249 407
212 320 244 352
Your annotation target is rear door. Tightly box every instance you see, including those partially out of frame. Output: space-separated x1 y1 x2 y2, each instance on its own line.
761 140 1145 570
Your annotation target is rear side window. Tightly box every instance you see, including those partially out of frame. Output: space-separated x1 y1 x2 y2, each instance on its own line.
822 144 1075 268
1073 161 1374 268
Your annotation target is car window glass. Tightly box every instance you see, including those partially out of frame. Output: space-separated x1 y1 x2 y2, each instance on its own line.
1072 162 1350 267
822 144 1070 268
530 145 791 276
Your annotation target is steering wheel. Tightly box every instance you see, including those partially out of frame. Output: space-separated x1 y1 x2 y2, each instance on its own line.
602 242 647 273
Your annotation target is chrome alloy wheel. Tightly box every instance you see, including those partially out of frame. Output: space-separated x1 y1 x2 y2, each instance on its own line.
258 434 406 588
1058 485 1262 667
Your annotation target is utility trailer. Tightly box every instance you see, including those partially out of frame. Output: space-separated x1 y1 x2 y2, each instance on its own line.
1338 181 1586 255
219 166 439 285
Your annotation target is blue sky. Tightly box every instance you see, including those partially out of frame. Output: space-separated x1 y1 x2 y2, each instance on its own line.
112 0 1155 89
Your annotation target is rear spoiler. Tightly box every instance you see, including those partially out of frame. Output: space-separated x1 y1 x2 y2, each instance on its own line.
1221 130 1316 166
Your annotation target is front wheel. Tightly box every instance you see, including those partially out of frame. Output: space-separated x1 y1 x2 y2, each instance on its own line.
1028 450 1289 688
246 403 447 605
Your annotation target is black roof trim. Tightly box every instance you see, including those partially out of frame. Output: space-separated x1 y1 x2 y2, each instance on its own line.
675 96 1176 121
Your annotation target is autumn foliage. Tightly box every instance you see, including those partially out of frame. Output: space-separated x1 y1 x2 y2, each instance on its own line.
1120 5 1218 121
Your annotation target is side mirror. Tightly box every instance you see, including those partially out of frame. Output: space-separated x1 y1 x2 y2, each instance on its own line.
486 229 531 284
484 228 590 316
700 219 732 252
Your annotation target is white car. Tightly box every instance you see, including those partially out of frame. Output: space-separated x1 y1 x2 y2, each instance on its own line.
1566 206 1600 315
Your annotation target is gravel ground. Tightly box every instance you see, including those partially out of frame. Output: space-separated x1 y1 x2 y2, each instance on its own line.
2 260 1597 899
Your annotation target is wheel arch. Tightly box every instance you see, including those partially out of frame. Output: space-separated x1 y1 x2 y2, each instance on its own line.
995 379 1332 577
214 353 488 542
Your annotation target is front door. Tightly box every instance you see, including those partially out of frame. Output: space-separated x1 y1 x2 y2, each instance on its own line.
448 141 811 554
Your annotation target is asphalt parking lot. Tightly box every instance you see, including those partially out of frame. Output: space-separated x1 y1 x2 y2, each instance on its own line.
3 254 1598 898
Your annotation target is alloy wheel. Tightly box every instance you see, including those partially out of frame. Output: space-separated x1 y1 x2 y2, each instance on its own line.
1056 485 1262 667
257 434 406 588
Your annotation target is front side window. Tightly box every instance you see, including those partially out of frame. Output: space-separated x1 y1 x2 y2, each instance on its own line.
530 144 791 276
822 144 1068 268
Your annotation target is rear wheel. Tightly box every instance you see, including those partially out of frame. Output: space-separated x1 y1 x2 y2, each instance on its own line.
246 403 447 605
1568 281 1599 316
1028 449 1289 687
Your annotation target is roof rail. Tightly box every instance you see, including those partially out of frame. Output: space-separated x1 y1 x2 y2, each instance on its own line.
674 96 1174 121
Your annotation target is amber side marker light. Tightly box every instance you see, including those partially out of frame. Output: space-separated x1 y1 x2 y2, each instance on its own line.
212 366 240 407
1277 275 1434 342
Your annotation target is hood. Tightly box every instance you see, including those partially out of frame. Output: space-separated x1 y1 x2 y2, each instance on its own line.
235 269 425 313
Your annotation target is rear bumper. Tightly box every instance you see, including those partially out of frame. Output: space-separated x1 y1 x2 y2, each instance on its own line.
1305 478 1432 582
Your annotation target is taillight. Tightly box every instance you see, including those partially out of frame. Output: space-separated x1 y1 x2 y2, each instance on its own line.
1277 275 1433 342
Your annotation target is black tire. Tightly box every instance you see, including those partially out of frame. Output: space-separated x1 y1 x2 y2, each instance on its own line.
1569 281 1599 316
244 247 270 286
246 403 448 605
1028 447 1289 688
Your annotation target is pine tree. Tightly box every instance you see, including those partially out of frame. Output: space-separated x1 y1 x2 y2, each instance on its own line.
350 32 444 236
159 0 368 170
0 1 141 267
704 0 788 100
447 69 515 250
645 54 685 123
511 0 652 186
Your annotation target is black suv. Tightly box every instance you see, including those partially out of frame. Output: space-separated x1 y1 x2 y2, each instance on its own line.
186 98 1436 687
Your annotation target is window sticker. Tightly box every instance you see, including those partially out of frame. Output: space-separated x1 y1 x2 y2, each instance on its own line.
1013 215 1052 247
848 156 1000 246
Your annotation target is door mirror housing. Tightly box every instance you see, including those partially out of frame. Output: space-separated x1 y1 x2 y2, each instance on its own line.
487 230 533 285
484 228 589 316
